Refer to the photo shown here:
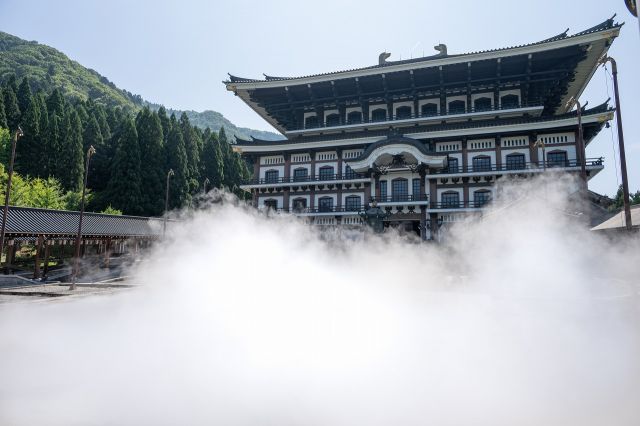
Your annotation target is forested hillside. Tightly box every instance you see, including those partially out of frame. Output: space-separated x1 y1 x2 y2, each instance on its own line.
0 74 250 216
0 30 282 141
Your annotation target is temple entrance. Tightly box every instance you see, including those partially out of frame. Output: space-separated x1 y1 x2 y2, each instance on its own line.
386 220 421 237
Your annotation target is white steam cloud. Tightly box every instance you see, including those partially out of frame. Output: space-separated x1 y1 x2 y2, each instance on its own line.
1 175 639 425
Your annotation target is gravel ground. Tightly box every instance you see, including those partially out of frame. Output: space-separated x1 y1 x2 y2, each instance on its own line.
0 282 137 304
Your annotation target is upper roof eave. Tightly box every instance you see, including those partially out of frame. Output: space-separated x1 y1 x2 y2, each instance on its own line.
224 17 621 91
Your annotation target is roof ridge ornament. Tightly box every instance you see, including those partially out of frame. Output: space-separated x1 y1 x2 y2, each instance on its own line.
434 43 447 56
378 52 391 65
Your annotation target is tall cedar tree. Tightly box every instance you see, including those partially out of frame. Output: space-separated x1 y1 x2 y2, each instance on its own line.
16 78 32 118
60 110 84 191
46 89 65 119
201 129 224 189
166 114 189 209
35 93 49 176
16 88 41 176
3 86 20 131
47 113 62 177
135 108 165 215
107 118 143 214
179 112 201 192
0 88 7 128
83 113 107 191
157 106 170 144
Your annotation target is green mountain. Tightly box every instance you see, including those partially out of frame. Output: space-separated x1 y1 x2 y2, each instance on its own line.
0 30 282 141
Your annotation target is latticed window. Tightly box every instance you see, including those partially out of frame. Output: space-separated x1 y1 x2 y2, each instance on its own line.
448 100 465 114
318 166 334 180
547 151 568 168
305 115 318 129
264 169 279 183
441 192 459 208
371 108 387 122
506 153 526 170
412 178 421 200
421 103 438 116
293 168 308 182
347 111 362 124
472 156 492 172
264 199 278 210
318 197 333 212
501 94 519 109
345 195 361 211
474 97 492 112
392 178 408 202
344 165 356 179
379 181 388 199
447 157 459 173
325 113 340 127
474 190 491 207
396 106 412 120
292 198 307 213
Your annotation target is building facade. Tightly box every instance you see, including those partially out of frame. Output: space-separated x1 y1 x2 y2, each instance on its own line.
225 18 620 239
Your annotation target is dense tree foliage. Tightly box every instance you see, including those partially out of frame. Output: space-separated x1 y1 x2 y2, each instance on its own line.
610 184 640 212
0 75 250 215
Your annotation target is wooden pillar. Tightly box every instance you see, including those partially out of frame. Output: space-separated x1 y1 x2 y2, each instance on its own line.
33 235 43 279
104 238 111 268
42 240 51 278
429 178 437 207
461 138 469 172
529 133 539 164
6 240 15 266
374 174 381 200
495 135 502 169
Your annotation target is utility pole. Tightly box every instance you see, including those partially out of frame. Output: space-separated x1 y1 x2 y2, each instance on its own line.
0 126 23 270
600 56 632 231
70 146 96 290
575 100 587 186
164 169 174 237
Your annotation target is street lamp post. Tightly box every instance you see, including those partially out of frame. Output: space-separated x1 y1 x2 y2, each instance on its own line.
574 100 587 186
0 126 23 271
600 55 632 230
163 169 174 237
70 145 96 290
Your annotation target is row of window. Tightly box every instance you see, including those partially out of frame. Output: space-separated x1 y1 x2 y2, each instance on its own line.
303 94 521 128
444 152 568 173
264 196 362 212
441 190 491 208
264 165 358 183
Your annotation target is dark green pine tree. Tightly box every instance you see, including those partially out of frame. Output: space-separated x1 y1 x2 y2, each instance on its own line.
83 113 103 153
46 89 65 120
179 112 201 191
35 92 49 175
165 114 189 209
0 91 6 129
201 128 224 189
157 106 170 143
59 110 85 191
219 127 237 188
47 113 62 177
3 86 21 131
107 118 143 215
135 107 165 215
16 77 32 119
15 92 40 176
94 105 112 142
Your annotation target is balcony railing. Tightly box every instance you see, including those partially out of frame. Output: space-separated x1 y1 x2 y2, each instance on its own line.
296 102 542 132
370 194 429 203
246 172 368 186
430 200 491 209
435 158 604 175
264 206 366 214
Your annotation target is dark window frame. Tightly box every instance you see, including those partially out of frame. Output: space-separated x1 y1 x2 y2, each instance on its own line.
264 169 279 183
318 196 334 212
345 195 361 211
505 153 526 170
318 165 335 180
441 191 460 208
293 167 309 182
472 155 492 172
391 178 409 202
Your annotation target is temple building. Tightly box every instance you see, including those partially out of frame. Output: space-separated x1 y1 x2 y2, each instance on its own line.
224 17 620 239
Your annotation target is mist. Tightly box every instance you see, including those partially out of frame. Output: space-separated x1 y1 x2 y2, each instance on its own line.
1 175 639 426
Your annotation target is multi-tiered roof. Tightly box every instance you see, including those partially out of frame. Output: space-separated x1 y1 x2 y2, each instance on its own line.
224 17 621 136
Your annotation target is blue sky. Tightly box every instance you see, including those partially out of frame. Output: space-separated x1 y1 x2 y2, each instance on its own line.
0 0 638 196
